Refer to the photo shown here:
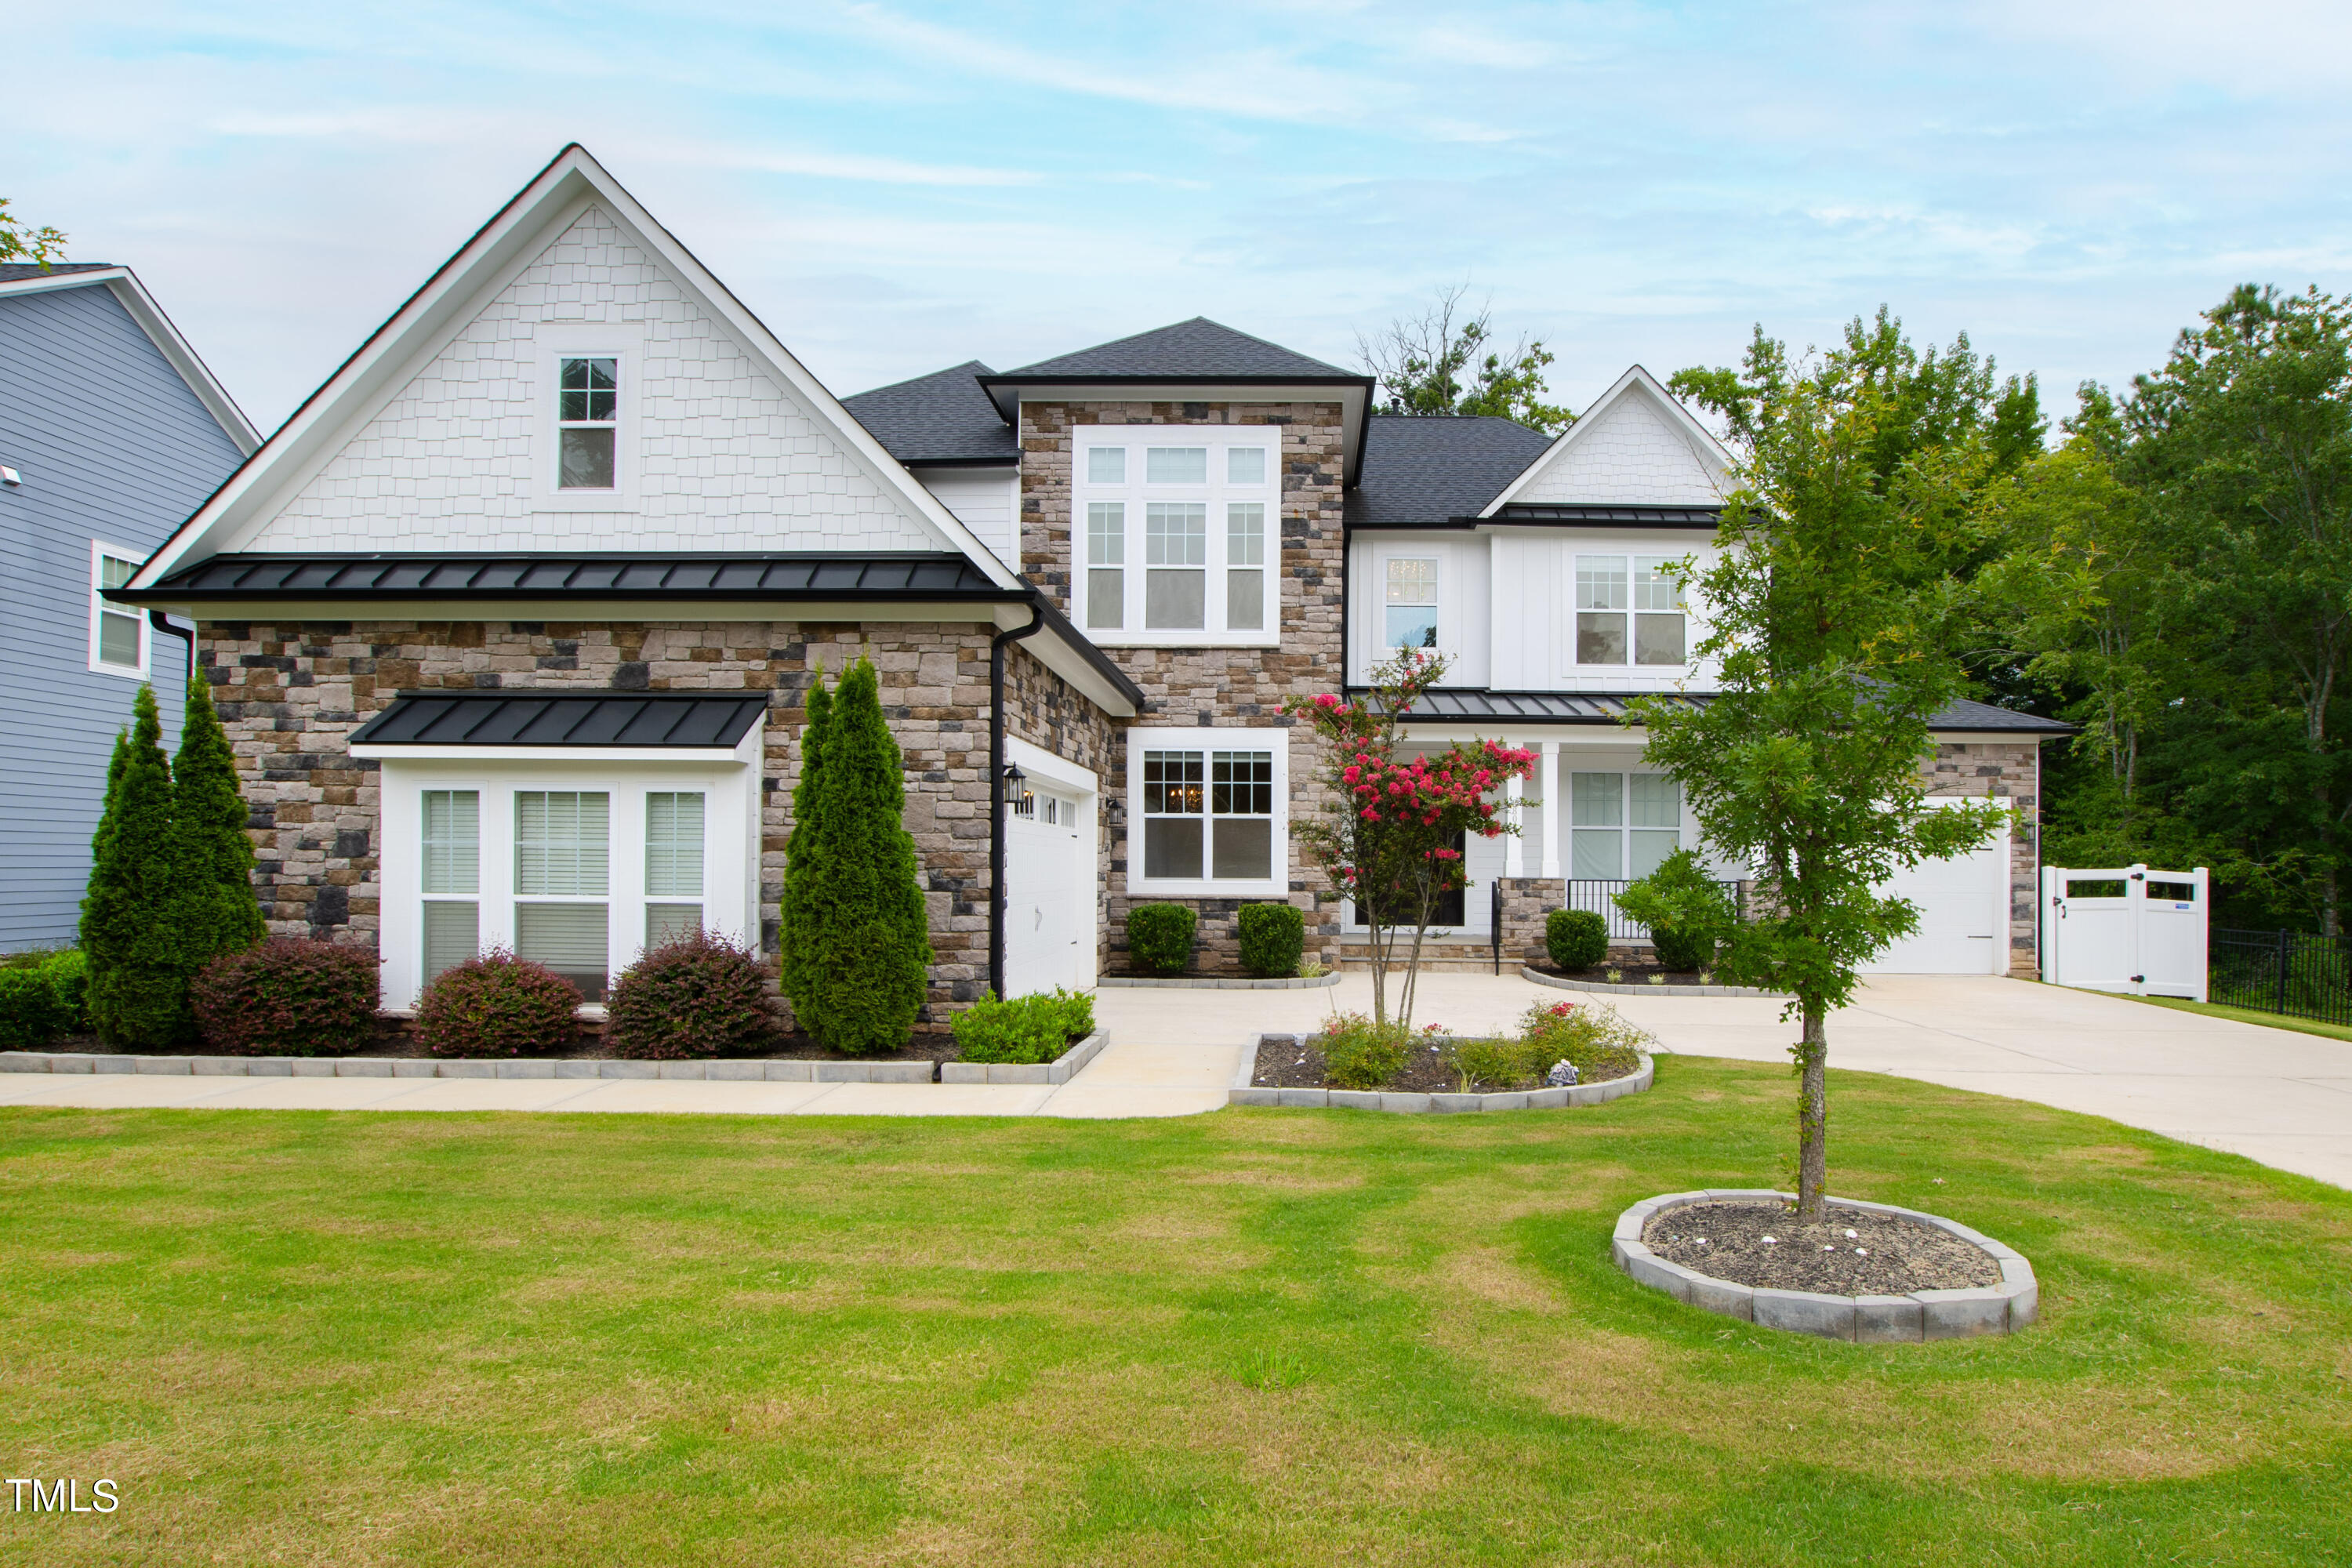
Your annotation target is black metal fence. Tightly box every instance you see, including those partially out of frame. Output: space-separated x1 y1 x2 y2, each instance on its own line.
1564 879 1745 942
2210 928 2352 1026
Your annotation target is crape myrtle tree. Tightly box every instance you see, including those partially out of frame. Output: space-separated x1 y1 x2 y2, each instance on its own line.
791 659 931 1054
1632 327 2035 1219
81 686 196 1046
1285 647 1536 1029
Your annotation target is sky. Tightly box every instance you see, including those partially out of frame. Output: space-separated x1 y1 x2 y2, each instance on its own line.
9 1 2350 434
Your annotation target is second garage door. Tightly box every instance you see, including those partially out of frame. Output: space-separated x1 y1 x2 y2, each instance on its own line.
1861 822 2011 975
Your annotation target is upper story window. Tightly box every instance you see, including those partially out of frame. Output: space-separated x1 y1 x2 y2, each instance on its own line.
1075 433 1277 644
1385 557 1438 649
1576 554 1686 666
557 357 619 490
89 544 146 677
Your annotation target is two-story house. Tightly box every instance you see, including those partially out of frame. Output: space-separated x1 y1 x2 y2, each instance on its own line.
0 263 260 950
114 146 2060 1018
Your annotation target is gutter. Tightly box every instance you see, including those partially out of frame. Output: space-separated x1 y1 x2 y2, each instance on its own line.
147 610 196 684
989 601 1048 1001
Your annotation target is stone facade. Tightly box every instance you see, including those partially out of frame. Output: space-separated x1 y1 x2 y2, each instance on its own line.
202 615 1108 1026
1926 740 2042 978
1017 401 1349 975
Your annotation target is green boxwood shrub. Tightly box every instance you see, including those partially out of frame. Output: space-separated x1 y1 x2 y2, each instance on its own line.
1236 903 1305 978
1545 909 1608 971
608 929 775 1061
415 951 579 1058
952 988 1095 1065
45 951 89 1035
190 938 380 1056
1317 1011 1410 1090
1613 848 1733 974
0 965 71 1049
1650 924 1715 973
1126 903 1196 975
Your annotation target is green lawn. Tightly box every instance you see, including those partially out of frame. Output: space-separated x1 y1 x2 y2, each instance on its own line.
2 1060 2348 1566
2121 992 2352 1046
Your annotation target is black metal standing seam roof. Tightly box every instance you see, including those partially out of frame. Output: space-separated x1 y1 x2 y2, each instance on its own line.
995 317 1357 381
1391 689 2074 735
1344 415 1556 528
125 552 1014 601
1483 503 1722 528
350 691 769 749
840 361 1019 466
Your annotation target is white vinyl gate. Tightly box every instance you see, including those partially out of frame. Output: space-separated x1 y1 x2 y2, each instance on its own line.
2040 864 2209 1000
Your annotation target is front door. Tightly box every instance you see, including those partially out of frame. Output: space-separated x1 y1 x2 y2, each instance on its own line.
1004 784 1088 997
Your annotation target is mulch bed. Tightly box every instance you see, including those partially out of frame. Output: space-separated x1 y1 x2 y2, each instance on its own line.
1642 1200 2002 1295
1527 961 1711 986
1247 1036 1639 1095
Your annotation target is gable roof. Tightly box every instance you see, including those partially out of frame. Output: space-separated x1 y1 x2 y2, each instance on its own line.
841 360 1018 466
127 144 1020 593
1478 365 1731 516
0 263 260 453
1345 414 1555 528
997 317 1355 380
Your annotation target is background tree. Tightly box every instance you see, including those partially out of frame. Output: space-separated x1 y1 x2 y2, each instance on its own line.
779 673 833 1025
0 197 67 268
173 680 265 966
794 659 931 1054
1357 285 1574 434
80 686 195 1047
1632 327 2018 1218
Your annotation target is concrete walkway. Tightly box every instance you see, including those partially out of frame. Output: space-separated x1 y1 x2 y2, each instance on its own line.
0 1036 1242 1121
1098 970 2352 1189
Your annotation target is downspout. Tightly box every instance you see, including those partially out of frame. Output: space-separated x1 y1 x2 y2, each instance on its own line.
989 597 1047 1000
148 609 197 684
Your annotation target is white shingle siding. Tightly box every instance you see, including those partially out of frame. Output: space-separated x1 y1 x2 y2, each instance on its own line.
249 208 945 554
1512 388 1723 506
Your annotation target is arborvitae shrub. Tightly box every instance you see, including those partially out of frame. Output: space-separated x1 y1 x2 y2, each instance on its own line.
81 688 195 1047
1125 903 1196 975
191 938 380 1057
174 680 264 968
607 928 775 1061
779 675 832 1025
1236 903 1305 978
414 951 579 1058
950 987 1095 1065
794 660 931 1055
1545 909 1608 971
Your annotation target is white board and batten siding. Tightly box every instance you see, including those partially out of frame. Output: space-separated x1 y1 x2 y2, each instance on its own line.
916 466 1021 570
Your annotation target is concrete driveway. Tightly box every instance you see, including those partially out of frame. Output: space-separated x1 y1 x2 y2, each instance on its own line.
1094 971 2352 1189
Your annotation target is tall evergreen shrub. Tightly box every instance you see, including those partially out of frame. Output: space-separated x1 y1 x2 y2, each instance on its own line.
174 680 264 967
80 686 193 1047
779 674 833 1023
796 659 931 1054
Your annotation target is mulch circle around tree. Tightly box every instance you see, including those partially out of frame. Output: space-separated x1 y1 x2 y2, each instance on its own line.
1642 1200 2002 1295
1248 1036 1639 1095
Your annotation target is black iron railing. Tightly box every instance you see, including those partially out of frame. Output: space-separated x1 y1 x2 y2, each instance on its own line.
2210 928 2352 1026
1563 878 1744 942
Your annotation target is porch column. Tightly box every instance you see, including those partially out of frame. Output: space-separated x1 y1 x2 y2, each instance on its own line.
1504 741 1525 878
1539 740 1561 879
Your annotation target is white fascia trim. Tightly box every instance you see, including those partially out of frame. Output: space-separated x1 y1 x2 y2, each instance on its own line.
0 268 260 453
1478 365 1733 517
132 146 1020 593
1004 735 1098 796
998 604 1140 719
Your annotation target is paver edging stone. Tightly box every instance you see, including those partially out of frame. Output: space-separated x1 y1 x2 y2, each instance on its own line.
1611 1188 2038 1341
1226 1035 1653 1112
1522 965 1789 1000
1098 973 1341 990
1 1036 1109 1087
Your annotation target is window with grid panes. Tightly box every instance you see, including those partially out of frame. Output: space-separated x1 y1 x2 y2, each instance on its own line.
92 549 144 672
644 791 704 949
1072 435 1276 639
557 357 618 489
1140 748 1275 880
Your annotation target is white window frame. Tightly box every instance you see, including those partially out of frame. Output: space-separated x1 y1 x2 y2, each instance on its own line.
372 753 760 1011
1123 726 1289 896
1381 554 1441 652
1570 550 1691 672
1566 769 1687 881
88 540 148 678
533 325 644 513
1073 429 1281 648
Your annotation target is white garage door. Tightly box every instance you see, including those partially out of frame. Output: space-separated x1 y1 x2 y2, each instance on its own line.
1861 824 2010 976
1003 784 1092 998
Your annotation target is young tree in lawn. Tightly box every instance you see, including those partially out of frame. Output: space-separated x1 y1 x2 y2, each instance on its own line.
795 659 931 1054
1286 647 1536 1029
1631 339 2016 1219
173 678 265 967
779 671 833 1025
80 685 196 1046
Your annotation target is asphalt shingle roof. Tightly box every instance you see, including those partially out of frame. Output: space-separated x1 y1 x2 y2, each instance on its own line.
1345 414 1555 527
840 360 1018 465
0 263 115 284
996 317 1357 381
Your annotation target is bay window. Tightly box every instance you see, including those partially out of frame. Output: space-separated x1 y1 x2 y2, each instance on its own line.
1075 433 1279 643
1128 728 1286 893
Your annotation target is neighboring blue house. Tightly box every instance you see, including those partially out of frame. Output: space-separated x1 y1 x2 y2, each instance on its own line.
0 263 259 951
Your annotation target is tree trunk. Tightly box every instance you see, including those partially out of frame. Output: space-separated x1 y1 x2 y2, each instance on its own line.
1795 1001 1829 1219
1368 917 1391 1024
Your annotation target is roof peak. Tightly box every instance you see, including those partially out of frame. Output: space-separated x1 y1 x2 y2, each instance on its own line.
997 315 1358 381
